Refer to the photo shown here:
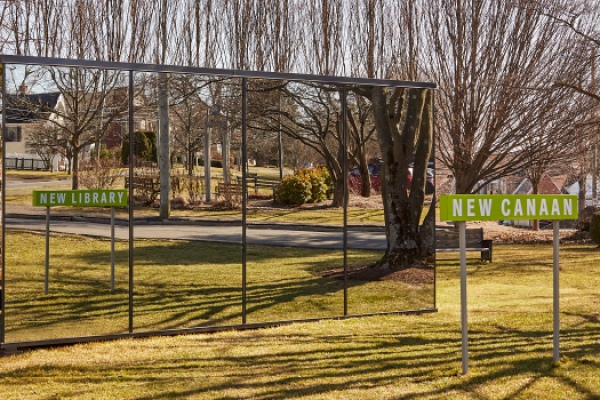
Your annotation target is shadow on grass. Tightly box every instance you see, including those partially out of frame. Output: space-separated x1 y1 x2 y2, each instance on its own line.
4 238 432 339
2 322 599 399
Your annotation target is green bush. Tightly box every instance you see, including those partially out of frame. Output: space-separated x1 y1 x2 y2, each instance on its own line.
277 167 331 205
318 167 335 198
277 175 312 205
90 146 116 160
591 214 600 247
211 159 223 168
121 131 157 164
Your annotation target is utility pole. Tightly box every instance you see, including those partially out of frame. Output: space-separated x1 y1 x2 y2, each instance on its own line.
204 109 212 202
159 73 170 219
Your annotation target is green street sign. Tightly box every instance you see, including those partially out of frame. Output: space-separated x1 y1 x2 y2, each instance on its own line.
439 194 578 221
33 189 128 207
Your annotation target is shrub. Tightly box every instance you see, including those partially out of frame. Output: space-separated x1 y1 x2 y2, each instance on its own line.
121 131 157 165
277 167 331 205
211 159 223 168
591 214 600 247
277 174 312 205
80 158 122 190
295 167 328 203
318 167 335 198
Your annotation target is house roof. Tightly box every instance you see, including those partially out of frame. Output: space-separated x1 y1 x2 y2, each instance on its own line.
5 93 60 124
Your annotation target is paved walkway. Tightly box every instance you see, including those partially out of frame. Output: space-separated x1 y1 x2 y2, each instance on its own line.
6 218 386 250
5 179 72 190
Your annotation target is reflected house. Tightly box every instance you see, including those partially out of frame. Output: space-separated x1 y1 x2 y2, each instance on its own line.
5 86 151 170
4 86 63 170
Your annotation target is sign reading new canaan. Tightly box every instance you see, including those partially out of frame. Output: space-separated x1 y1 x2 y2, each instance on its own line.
33 189 128 207
439 194 578 221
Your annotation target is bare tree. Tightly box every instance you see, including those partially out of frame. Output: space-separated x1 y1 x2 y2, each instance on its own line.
17 66 128 189
428 0 579 194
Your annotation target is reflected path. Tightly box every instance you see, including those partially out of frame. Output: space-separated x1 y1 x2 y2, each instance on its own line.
6 217 386 250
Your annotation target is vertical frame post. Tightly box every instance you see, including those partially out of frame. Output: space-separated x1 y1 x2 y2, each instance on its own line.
1 62 6 344
45 207 50 295
459 220 468 374
241 78 247 324
342 85 348 316
432 90 437 310
553 220 560 361
128 70 134 333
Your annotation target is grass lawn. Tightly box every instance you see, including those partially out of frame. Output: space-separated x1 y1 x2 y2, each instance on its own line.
1 239 599 398
5 170 70 180
2 231 431 343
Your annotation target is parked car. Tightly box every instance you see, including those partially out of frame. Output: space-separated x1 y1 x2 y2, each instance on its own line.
348 163 382 193
349 163 434 195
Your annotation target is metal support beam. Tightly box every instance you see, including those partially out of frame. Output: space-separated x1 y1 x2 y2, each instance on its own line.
1 63 6 344
342 85 348 316
128 70 135 333
0 55 437 90
242 78 247 324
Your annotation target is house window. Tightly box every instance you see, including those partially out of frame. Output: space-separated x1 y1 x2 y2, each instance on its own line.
5 127 22 142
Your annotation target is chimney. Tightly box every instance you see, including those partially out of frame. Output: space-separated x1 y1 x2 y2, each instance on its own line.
18 84 28 95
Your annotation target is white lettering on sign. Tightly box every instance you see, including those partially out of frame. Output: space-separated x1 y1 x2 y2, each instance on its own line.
501 199 510 216
101 192 107 203
540 199 548 216
453 199 463 217
109 192 115 203
40 193 47 205
85 193 90 203
72 193 77 204
563 198 572 215
527 199 536 216
118 192 124 203
479 198 492 216
57 193 66 204
552 199 560 216
514 199 523 216
93 192 99 203
50 193 56 204
467 199 475 217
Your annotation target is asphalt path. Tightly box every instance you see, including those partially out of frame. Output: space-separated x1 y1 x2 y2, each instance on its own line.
6 180 72 190
5 217 386 250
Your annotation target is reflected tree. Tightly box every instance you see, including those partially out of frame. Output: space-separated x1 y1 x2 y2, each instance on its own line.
356 87 434 269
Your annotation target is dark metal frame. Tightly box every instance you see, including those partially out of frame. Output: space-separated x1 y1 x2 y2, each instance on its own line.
0 55 437 351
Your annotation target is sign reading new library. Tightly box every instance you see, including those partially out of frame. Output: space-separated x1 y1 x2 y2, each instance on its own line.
439 194 578 221
33 189 128 207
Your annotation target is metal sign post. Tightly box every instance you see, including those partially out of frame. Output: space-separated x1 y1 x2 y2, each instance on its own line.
32 189 128 295
553 220 560 361
458 220 468 374
45 206 50 295
438 194 578 373
111 206 115 293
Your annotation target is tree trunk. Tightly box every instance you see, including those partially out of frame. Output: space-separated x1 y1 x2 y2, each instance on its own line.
72 150 79 189
532 180 540 231
367 87 434 270
331 175 345 208
358 148 371 197
223 120 231 183
579 173 587 213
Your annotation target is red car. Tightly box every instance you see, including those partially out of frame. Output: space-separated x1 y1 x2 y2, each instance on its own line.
348 164 434 194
